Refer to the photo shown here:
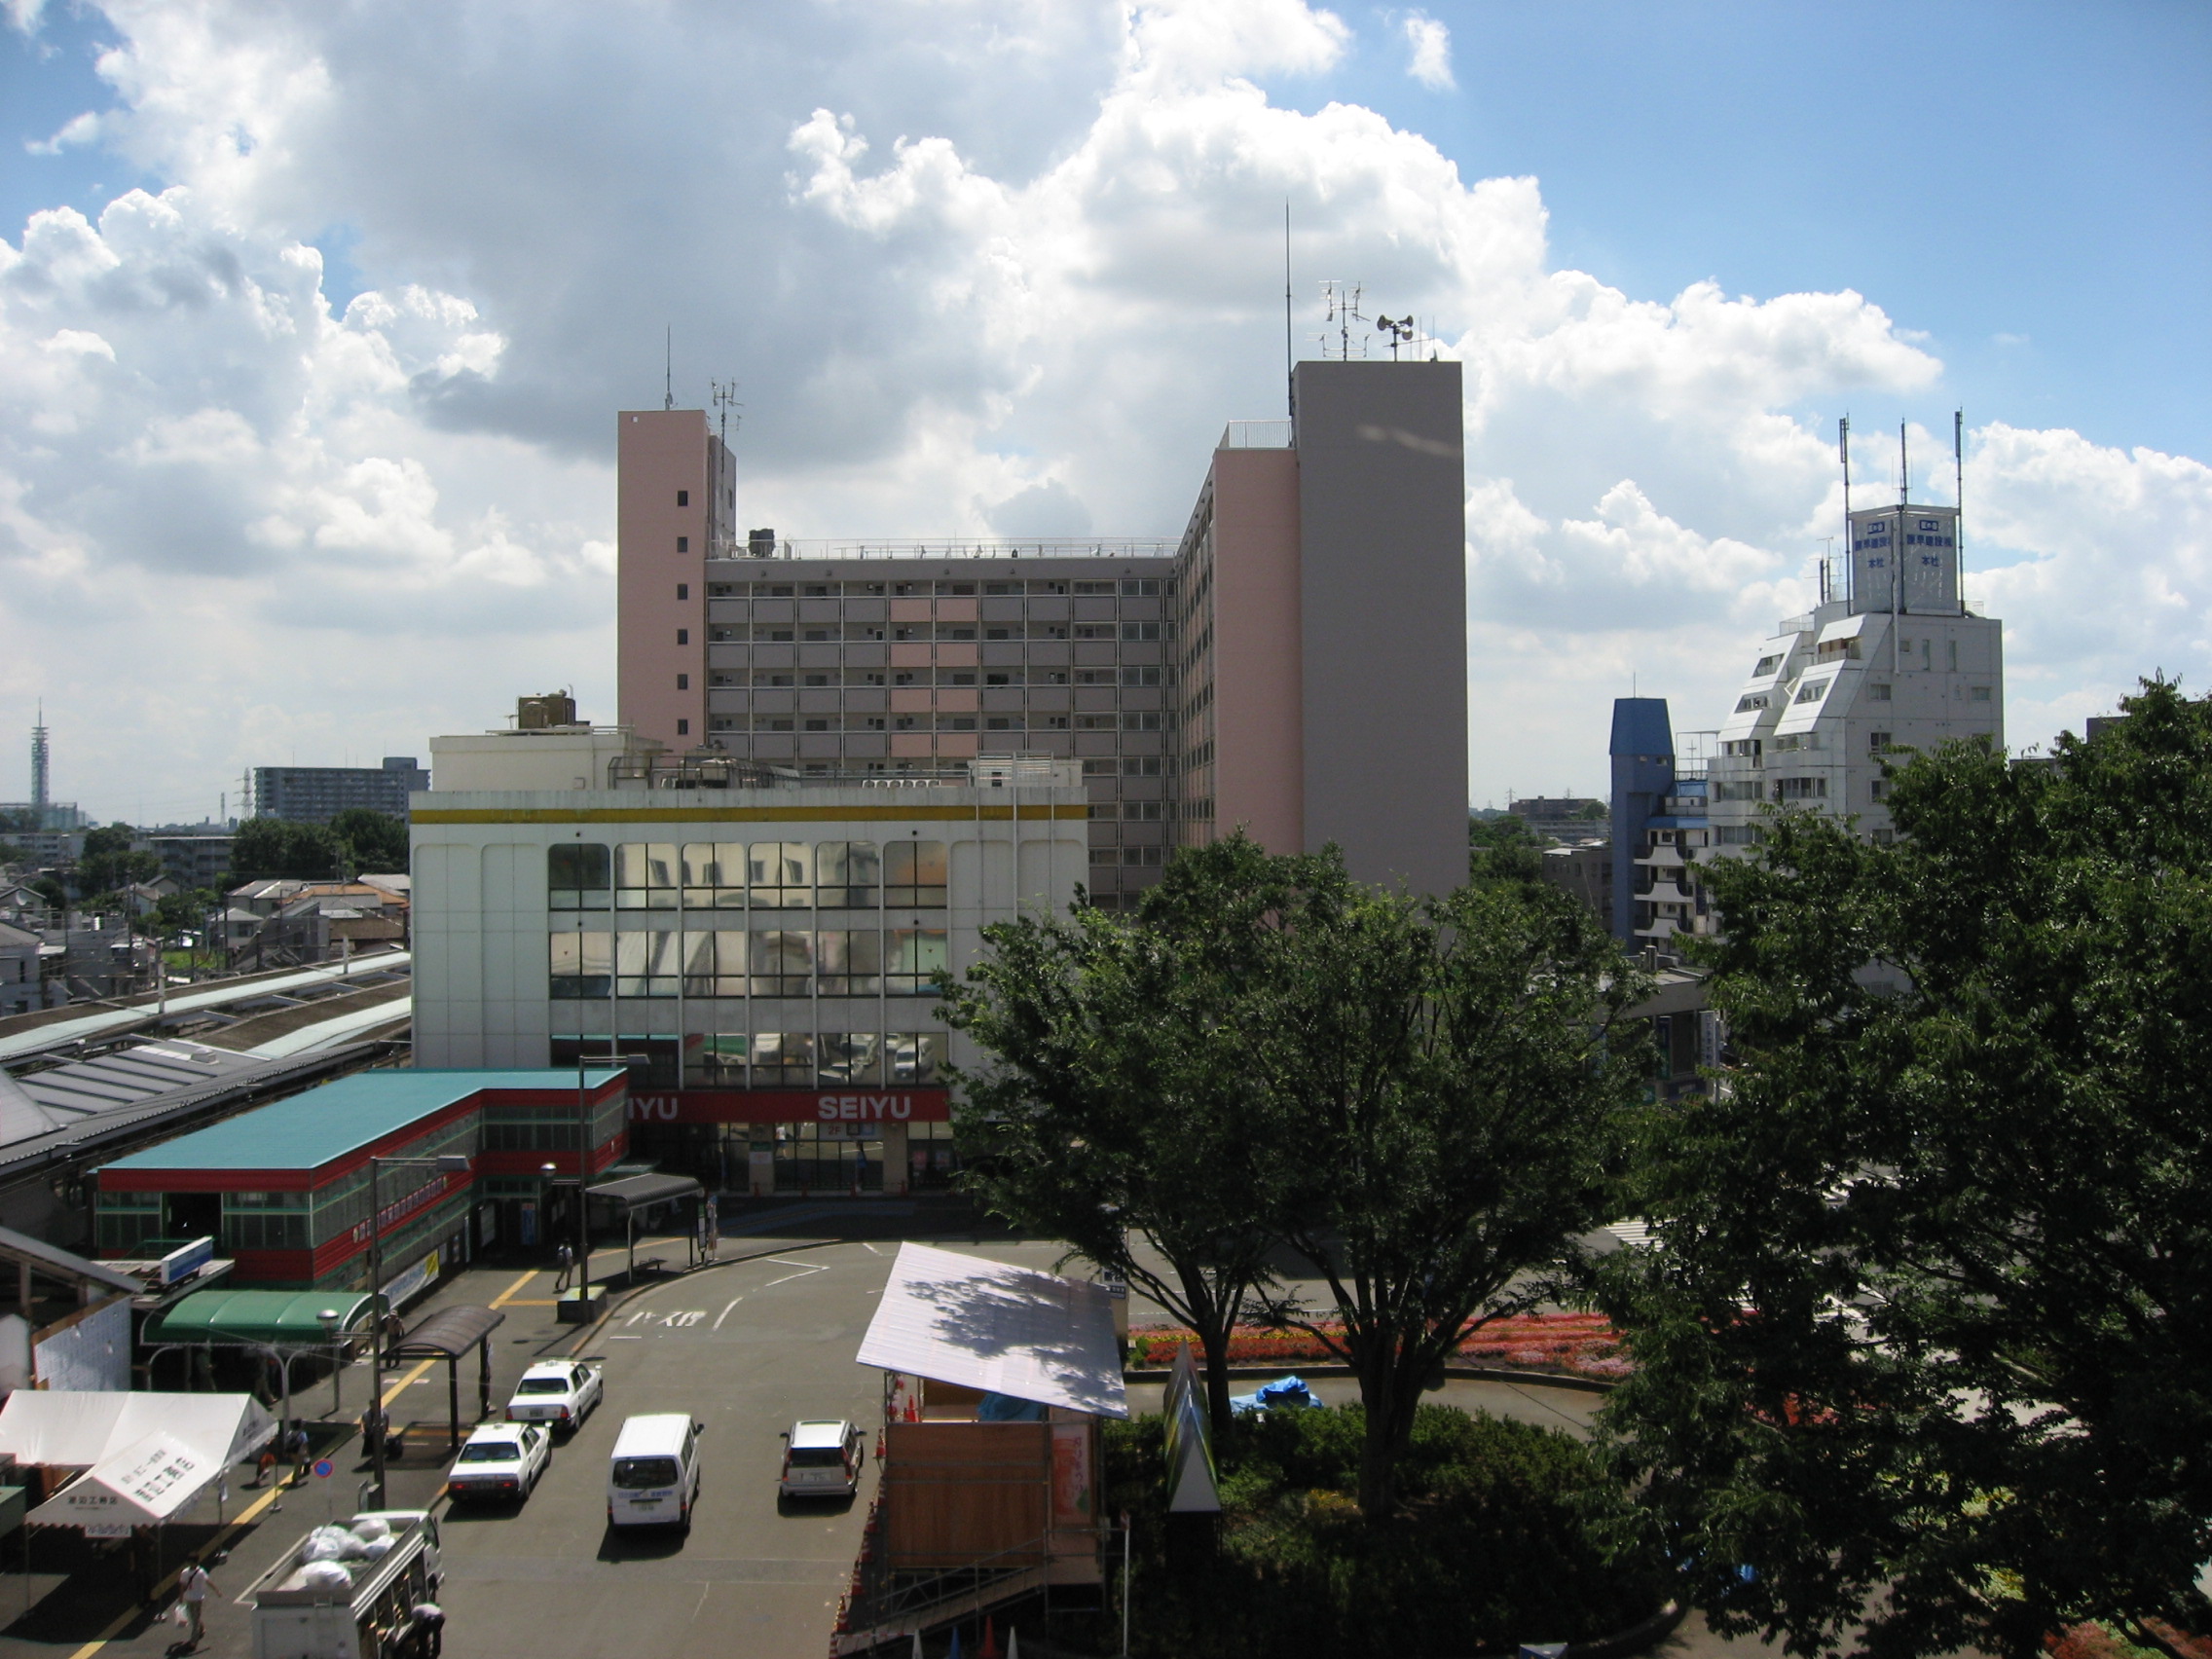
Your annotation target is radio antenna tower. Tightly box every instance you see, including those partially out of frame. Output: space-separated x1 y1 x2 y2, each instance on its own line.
710 380 742 451
30 704 49 819
1899 421 1910 505
663 328 675 412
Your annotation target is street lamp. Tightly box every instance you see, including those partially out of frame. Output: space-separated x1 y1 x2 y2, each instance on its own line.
316 1308 342 1415
362 1152 472 1507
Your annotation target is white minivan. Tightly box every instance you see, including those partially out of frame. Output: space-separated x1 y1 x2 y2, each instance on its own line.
606 1413 704 1530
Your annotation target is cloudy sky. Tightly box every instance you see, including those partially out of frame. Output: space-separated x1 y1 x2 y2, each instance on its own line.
2 0 2206 823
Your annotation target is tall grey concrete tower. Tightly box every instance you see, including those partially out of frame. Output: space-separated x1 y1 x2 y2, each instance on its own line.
29 707 49 821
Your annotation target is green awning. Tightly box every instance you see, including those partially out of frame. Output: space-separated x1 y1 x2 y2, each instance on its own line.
142 1288 378 1348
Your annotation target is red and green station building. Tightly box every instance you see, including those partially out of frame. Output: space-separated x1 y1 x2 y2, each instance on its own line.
95 1068 629 1291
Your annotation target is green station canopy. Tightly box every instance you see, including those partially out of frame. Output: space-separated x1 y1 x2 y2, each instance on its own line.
143 1287 379 1348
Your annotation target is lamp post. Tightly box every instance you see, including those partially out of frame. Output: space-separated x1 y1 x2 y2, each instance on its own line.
362 1152 472 1508
316 1308 341 1415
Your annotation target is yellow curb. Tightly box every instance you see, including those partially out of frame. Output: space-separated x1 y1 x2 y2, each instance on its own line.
487 1268 540 1309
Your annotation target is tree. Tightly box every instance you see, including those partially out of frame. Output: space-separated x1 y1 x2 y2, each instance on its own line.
1466 812 1546 885
77 823 162 897
1245 871 1652 1519
329 808 409 875
943 835 1313 1437
1593 679 2212 1659
153 888 217 938
230 817 339 882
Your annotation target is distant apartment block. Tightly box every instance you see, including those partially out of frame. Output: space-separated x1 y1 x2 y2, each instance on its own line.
616 360 1469 902
142 835 234 891
252 758 428 824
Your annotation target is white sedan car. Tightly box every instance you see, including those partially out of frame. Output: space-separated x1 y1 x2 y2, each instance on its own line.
505 1360 605 1431
446 1422 551 1502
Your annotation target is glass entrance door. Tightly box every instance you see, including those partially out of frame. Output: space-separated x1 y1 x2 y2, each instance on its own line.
773 1124 884 1194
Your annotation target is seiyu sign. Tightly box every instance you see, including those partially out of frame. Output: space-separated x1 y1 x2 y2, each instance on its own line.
626 1089 950 1124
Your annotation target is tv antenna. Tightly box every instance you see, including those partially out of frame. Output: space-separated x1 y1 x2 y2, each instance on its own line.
1319 280 1365 360
710 379 743 450
663 327 674 412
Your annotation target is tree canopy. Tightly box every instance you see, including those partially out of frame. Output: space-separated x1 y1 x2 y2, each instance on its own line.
944 835 1318 1436
230 817 341 882
1244 870 1650 1517
328 808 410 874
1594 678 2212 1659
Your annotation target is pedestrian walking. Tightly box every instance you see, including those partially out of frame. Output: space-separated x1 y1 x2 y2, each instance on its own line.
408 1599 446 1658
176 1561 212 1647
554 1240 574 1292
286 1422 312 1485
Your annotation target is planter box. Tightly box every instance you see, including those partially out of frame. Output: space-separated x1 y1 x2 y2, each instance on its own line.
556 1285 607 1324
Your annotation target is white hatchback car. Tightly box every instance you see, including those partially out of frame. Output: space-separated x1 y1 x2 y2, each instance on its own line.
446 1422 551 1502
505 1359 605 1431
778 1419 866 1499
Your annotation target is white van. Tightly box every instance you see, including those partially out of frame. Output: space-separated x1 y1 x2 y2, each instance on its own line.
606 1413 704 1530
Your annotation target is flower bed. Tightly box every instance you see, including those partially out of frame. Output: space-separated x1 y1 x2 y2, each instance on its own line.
1126 1311 1630 1381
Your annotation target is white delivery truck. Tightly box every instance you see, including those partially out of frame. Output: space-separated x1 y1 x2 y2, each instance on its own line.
244 1510 441 1659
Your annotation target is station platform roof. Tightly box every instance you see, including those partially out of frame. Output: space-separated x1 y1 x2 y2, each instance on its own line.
101 1067 625 1176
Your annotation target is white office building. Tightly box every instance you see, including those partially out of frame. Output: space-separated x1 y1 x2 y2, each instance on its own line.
410 729 1086 1197
1634 498 2004 943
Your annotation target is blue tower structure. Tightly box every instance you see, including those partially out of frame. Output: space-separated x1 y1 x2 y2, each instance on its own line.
1609 698 1675 945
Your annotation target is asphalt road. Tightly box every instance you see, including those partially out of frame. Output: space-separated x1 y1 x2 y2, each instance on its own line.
0 1210 1674 1659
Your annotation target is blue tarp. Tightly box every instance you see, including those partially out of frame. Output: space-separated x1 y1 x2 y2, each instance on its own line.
1229 1375 1324 1414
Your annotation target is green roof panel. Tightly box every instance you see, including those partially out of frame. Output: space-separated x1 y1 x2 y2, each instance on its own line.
101 1068 623 1175
143 1287 381 1347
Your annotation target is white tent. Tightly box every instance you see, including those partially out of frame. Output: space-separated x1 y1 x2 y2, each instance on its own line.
0 1391 273 1536
856 1243 1127 1419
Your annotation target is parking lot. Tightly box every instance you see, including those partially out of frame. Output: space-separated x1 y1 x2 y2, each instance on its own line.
0 1206 1677 1659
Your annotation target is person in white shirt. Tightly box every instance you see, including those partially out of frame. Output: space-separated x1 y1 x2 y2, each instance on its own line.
176 1561 212 1645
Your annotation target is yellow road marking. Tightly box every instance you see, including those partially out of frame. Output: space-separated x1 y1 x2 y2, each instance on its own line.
488 1268 540 1309
502 1298 557 1307
64 1476 289 1657
381 1357 435 1405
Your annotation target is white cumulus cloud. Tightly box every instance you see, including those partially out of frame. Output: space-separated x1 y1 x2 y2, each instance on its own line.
0 0 2201 819
1400 12 1455 92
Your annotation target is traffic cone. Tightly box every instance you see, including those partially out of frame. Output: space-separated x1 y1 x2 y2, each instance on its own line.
1007 1632 1020 1659
948 1632 962 1659
979 1617 1001 1659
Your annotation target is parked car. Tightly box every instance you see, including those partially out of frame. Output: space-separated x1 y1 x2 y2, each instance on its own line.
607 1413 704 1530
778 1419 866 1499
446 1423 551 1502
505 1359 605 1431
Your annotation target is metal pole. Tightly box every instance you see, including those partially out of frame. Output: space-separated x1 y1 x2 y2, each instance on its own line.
1121 1512 1131 1659
368 1158 387 1507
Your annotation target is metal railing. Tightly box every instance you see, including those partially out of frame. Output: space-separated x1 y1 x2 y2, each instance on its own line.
835 1527 1055 1655
1219 420 1293 449
709 538 1176 564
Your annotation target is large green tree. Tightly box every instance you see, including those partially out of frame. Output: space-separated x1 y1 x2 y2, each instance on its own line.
1245 872 1651 1520
229 817 339 882
77 824 162 897
943 834 1313 1436
328 808 409 875
1594 679 2212 1659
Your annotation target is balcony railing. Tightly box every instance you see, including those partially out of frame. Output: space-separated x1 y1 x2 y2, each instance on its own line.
1219 420 1293 449
709 538 1176 563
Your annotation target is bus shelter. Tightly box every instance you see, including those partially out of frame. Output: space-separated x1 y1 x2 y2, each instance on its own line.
584 1172 705 1279
389 1305 505 1454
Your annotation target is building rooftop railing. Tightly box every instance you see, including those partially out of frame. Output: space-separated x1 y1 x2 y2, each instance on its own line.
1219 420 1293 450
708 538 1176 564
606 752 1081 793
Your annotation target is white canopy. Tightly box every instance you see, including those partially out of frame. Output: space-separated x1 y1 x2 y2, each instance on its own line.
856 1243 1127 1419
0 1391 272 1534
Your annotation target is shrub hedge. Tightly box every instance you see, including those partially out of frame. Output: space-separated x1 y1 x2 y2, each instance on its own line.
1098 1404 1670 1658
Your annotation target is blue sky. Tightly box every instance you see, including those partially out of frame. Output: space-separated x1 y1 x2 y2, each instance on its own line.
0 0 2205 817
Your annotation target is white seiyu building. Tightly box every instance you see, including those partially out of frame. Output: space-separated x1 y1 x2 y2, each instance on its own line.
1634 498 2005 945
410 727 1085 1198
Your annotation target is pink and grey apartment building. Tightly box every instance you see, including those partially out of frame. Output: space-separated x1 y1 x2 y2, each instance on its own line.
617 359 1469 904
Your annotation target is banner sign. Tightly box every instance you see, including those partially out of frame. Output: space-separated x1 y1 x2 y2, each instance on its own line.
626 1088 950 1124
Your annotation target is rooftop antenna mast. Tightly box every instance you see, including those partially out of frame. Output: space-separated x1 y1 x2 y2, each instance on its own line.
1839 416 1853 607
663 327 674 412
1319 280 1365 360
1375 314 1416 360
1899 420 1909 506
1283 202 1295 419
1954 407 1966 595
710 379 742 451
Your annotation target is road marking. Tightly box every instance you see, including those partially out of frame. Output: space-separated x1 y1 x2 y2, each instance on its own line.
502 1298 558 1307
763 1271 822 1288
488 1268 541 1309
713 1298 744 1330
610 1334 642 1341
862 1242 881 1256
762 1257 830 1272
661 1310 705 1328
383 1358 435 1406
